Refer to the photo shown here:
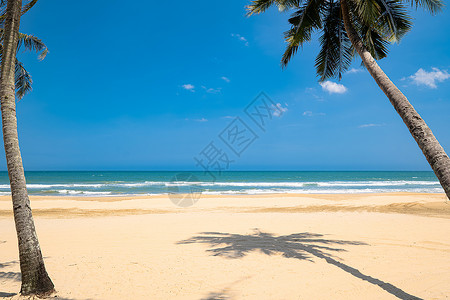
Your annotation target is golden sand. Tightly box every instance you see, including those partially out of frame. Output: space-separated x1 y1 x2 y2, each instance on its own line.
0 193 449 299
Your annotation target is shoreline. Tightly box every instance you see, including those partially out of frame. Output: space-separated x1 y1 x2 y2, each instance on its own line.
0 191 446 200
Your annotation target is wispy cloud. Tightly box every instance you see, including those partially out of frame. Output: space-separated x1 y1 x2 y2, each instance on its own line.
272 103 288 117
358 123 385 128
303 111 326 117
320 81 347 94
194 118 208 122
185 118 208 122
231 33 249 46
221 76 230 83
222 116 235 119
306 87 324 101
408 67 450 88
201 86 222 94
347 68 363 74
182 84 195 92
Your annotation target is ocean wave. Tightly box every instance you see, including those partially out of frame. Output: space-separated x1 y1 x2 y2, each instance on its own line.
0 178 443 197
202 187 444 195
56 190 113 196
0 181 168 190
117 182 166 187
0 180 438 191
165 180 440 188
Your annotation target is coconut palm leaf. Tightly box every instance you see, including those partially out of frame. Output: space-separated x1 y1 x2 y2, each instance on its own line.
315 0 354 80
282 0 325 66
348 0 381 26
15 58 32 99
246 0 301 15
21 0 38 15
374 0 412 42
17 32 48 60
408 0 444 14
247 0 443 79
0 43 34 99
361 24 390 59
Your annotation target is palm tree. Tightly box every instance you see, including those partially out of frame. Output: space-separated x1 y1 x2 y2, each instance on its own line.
0 0 54 296
1 0 48 99
247 0 450 199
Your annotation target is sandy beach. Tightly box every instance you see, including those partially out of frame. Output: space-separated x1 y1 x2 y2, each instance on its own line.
1 193 449 299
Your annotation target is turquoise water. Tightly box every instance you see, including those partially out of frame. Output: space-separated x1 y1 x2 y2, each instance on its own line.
0 171 443 196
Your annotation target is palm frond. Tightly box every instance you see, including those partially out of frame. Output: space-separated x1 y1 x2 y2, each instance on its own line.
376 0 412 42
17 32 48 60
361 24 390 59
349 0 381 27
281 0 324 66
337 17 353 79
246 0 441 83
246 0 301 15
406 0 444 14
21 0 39 15
346 0 389 59
0 0 6 26
15 59 33 99
315 0 354 81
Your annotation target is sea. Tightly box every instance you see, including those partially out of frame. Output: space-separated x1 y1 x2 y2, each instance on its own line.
0 171 443 196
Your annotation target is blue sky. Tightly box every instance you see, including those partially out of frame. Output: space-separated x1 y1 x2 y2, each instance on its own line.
2 0 450 171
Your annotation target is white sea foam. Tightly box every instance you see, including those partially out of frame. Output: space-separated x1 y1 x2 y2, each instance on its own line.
0 181 168 190
165 180 440 188
0 183 106 189
202 187 444 195
0 178 442 197
116 181 166 187
56 190 112 196
0 180 438 191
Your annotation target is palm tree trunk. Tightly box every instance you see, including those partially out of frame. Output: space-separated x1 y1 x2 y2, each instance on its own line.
0 0 54 296
341 0 450 200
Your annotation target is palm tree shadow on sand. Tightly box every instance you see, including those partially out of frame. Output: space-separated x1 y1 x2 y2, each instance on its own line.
201 290 232 300
0 260 21 298
178 229 422 300
0 259 82 300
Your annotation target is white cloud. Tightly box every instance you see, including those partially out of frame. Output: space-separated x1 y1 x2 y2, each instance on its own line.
358 123 385 128
186 118 208 122
409 68 450 88
222 116 235 119
201 86 222 94
221 76 230 83
182 84 195 92
303 111 326 117
272 103 288 117
347 68 363 74
231 33 249 46
194 118 208 122
320 81 347 94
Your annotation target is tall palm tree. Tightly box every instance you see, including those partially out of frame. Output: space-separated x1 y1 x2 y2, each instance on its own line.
247 0 450 199
0 0 54 296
